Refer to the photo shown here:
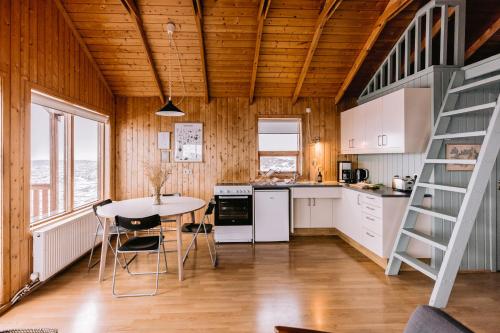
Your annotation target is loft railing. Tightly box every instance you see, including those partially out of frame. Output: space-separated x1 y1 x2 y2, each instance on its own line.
359 0 465 99
31 183 51 220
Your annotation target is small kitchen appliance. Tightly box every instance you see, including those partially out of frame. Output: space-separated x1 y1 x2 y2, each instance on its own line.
392 175 415 192
355 168 369 182
214 183 253 243
338 161 352 183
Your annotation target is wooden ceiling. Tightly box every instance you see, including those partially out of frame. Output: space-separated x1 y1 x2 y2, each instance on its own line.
60 0 499 102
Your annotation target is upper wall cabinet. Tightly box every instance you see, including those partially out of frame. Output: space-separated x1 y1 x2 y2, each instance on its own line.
341 88 431 154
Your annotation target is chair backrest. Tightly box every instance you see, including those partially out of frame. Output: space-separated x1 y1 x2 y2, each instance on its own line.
115 214 161 231
204 200 216 216
92 199 112 216
403 305 473 333
162 192 181 197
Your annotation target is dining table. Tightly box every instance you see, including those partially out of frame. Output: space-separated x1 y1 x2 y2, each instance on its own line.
96 196 206 282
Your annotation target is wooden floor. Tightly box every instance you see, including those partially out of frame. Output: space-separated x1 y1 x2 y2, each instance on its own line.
1 236 499 333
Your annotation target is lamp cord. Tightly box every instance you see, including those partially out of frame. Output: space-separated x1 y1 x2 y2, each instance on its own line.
167 29 186 107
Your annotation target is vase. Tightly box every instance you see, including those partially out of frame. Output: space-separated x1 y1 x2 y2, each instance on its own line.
153 192 162 205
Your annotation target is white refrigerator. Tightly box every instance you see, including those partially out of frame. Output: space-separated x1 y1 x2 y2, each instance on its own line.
254 189 290 242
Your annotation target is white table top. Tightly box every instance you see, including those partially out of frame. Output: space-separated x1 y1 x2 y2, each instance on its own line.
96 196 206 219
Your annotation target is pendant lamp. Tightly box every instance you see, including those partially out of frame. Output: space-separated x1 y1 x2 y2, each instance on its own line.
156 22 185 117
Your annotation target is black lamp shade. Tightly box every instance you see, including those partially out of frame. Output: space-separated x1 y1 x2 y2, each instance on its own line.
155 100 185 117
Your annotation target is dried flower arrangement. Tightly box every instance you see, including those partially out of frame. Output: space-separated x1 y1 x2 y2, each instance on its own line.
144 161 172 205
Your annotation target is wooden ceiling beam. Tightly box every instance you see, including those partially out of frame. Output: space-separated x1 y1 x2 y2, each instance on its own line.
120 0 165 104
334 0 414 104
53 0 113 96
191 0 209 104
465 17 500 60
249 0 272 104
291 0 343 104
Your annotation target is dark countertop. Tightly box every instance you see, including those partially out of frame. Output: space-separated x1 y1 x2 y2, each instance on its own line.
251 181 429 198
343 185 415 197
251 181 342 189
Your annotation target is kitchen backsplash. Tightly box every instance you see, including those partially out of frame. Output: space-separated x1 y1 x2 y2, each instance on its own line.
357 153 425 187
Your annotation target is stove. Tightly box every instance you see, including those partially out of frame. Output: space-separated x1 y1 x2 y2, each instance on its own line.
213 183 253 243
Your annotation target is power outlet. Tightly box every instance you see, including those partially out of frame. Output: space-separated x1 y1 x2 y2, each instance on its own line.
183 168 192 175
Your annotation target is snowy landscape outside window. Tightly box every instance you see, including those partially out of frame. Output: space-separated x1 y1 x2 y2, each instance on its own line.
258 118 301 174
30 96 104 225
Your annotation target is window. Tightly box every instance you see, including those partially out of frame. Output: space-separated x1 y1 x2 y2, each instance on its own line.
258 118 301 173
30 92 105 224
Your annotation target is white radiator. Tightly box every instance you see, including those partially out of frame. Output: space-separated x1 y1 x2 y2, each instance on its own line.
33 210 98 281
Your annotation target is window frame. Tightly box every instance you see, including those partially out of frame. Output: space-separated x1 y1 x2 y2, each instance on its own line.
30 91 107 227
257 116 303 176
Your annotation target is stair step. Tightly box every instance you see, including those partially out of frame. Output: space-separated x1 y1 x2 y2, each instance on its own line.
448 74 500 94
440 102 496 117
433 131 487 140
425 159 476 165
394 252 438 280
401 228 448 251
417 182 467 194
409 205 457 222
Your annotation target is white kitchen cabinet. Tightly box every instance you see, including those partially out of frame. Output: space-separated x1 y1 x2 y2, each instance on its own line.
310 199 334 228
340 88 431 154
291 187 340 229
336 187 362 242
293 199 310 228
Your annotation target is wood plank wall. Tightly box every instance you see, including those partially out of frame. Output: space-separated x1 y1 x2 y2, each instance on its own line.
115 96 352 221
0 0 114 306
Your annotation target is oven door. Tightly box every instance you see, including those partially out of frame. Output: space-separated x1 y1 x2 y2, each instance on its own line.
215 195 252 226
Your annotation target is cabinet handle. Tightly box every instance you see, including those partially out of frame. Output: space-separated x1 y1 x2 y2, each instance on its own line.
366 231 375 238
357 194 361 205
366 196 375 200
308 198 311 206
366 206 375 211
352 138 355 148
365 216 375 221
382 134 387 146
313 198 316 206
378 135 382 147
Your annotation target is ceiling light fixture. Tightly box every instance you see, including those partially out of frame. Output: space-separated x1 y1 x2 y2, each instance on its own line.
156 22 185 117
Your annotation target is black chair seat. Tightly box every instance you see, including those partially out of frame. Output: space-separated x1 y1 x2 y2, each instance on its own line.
118 236 160 252
182 223 213 233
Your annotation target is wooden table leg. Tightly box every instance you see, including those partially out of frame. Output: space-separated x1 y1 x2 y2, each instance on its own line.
98 217 110 282
176 214 184 281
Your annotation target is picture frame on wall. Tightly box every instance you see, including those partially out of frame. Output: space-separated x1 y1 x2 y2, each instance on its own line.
174 123 203 162
158 131 170 150
445 143 481 171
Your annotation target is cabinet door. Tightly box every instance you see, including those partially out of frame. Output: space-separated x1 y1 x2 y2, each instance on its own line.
363 98 383 151
310 199 334 228
254 190 289 242
338 189 363 240
382 90 405 150
340 110 353 154
293 198 310 228
351 106 365 151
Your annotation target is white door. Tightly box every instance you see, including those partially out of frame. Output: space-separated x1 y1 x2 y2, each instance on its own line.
310 198 334 228
340 110 353 153
338 189 363 241
293 198 311 228
363 98 383 151
382 90 405 149
254 190 290 242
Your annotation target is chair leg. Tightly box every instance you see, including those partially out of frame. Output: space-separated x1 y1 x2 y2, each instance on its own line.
202 224 218 267
87 225 101 271
111 237 120 297
161 241 168 273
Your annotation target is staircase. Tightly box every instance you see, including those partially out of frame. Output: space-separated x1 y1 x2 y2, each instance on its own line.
385 67 500 308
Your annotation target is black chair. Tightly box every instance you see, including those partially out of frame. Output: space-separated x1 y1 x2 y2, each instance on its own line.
181 199 217 267
88 199 135 271
112 214 168 297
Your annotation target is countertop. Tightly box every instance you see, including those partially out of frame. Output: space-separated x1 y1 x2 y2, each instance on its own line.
251 181 426 198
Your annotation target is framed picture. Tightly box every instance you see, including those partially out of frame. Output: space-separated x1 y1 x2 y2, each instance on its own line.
160 150 171 163
174 123 203 162
158 132 170 150
446 144 481 171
